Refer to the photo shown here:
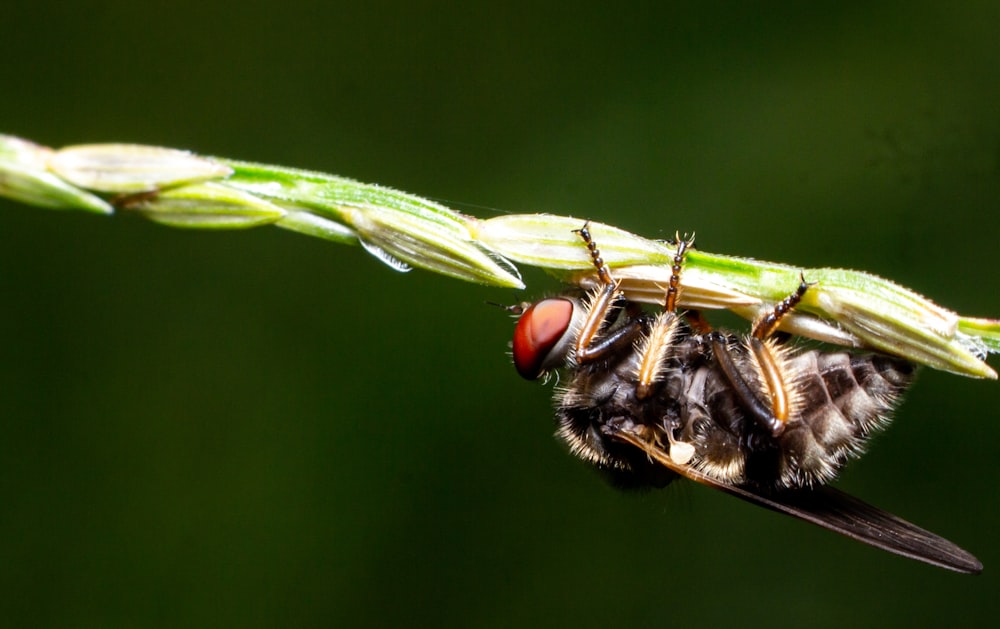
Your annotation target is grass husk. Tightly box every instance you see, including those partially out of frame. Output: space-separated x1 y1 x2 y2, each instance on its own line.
2 133 997 378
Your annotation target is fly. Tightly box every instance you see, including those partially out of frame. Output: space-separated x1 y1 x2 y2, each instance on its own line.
511 223 982 574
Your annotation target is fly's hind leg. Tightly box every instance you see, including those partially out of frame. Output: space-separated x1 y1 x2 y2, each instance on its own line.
711 274 813 437
752 274 811 341
749 274 812 435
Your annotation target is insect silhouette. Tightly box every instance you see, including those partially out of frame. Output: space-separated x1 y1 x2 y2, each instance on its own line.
511 223 981 574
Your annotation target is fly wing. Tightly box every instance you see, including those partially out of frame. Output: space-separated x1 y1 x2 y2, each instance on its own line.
709 480 982 575
607 424 982 574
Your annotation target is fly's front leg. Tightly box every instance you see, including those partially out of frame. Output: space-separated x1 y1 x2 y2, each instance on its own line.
571 222 645 365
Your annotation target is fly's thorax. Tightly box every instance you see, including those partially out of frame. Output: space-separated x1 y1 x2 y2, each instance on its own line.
554 332 680 488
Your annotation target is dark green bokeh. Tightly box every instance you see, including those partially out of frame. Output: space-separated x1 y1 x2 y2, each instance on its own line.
2 2 999 626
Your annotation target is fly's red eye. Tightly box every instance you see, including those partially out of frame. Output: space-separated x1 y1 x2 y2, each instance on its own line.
512 298 575 380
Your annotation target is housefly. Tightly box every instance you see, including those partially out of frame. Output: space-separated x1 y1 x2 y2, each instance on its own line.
511 223 982 574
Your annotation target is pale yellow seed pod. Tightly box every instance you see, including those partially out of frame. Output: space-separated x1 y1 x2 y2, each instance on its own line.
49 143 233 194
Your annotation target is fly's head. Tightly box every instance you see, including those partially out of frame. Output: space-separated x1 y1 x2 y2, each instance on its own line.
511 294 673 487
511 297 587 380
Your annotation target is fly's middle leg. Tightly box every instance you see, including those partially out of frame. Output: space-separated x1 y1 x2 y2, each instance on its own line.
635 233 694 400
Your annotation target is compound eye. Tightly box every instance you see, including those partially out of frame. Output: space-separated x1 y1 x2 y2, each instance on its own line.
512 298 575 380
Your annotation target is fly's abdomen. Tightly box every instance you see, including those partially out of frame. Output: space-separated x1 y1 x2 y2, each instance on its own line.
685 347 916 489
775 351 916 487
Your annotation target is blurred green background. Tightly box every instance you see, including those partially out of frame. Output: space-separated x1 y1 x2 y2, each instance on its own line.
2 1 999 626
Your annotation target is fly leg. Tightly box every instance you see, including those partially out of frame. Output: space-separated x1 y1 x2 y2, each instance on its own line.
747 275 811 435
570 222 646 365
630 233 699 465
711 275 813 437
635 232 694 399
